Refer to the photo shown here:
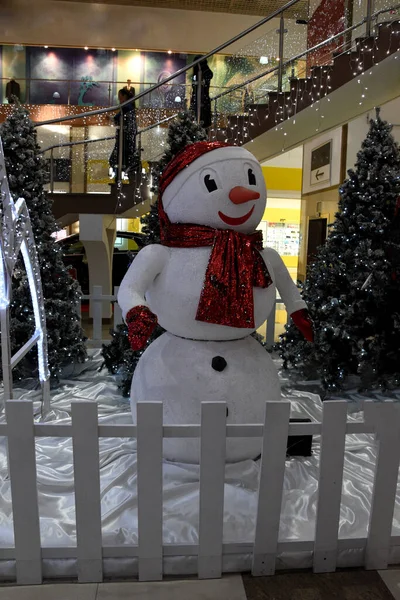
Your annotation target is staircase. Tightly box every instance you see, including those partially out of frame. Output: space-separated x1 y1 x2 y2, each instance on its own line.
219 20 400 149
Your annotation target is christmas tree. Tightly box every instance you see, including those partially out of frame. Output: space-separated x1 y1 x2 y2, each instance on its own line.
279 108 400 392
102 111 207 394
0 104 87 380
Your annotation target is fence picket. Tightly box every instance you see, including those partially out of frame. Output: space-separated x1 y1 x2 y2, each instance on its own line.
365 401 400 570
71 401 102 582
137 402 163 581
92 285 103 341
252 401 290 577
198 402 227 579
7 390 400 581
313 400 347 573
6 400 42 584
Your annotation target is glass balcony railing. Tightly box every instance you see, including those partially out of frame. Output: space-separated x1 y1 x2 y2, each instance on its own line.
23 0 400 196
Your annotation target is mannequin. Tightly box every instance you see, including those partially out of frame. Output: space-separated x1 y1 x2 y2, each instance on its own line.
6 79 21 104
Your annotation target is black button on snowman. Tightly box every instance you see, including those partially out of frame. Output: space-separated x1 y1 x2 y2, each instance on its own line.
212 356 227 372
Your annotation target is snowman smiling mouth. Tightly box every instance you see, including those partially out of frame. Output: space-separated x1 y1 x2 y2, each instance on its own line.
218 186 260 226
218 205 255 226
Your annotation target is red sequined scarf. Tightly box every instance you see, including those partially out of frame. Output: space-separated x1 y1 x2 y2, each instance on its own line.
159 201 272 328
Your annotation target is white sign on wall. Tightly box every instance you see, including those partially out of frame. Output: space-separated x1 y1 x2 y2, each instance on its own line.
310 140 332 186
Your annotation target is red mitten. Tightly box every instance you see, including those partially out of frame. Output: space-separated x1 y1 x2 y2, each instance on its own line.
126 305 158 351
291 309 314 343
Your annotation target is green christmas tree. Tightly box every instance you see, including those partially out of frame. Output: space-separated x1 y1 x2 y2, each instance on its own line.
102 111 207 394
279 109 400 392
0 105 87 380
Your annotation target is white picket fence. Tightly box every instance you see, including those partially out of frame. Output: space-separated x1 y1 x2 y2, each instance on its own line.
1 399 400 584
80 286 123 347
81 285 286 348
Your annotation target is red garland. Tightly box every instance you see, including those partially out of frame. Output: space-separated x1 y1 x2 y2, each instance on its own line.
159 200 272 329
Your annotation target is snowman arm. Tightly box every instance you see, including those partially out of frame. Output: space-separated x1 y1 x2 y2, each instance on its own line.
262 247 307 316
118 244 169 320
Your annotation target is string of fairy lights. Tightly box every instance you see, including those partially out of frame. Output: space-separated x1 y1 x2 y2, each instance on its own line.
18 3 400 219
209 17 400 150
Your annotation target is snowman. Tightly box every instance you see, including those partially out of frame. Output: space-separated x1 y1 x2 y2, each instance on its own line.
118 141 313 463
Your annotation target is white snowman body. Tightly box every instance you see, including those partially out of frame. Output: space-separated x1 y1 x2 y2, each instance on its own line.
118 145 306 463
132 333 281 463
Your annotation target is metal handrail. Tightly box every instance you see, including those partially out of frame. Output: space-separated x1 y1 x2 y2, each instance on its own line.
138 113 179 134
2 77 225 92
39 0 400 196
210 2 400 103
40 135 116 154
34 0 302 127
2 77 193 86
39 112 178 155
43 111 180 192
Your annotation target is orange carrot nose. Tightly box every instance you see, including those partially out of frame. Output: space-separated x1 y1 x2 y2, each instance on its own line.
229 186 260 204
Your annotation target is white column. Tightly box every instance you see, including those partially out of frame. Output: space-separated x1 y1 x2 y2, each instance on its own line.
79 214 116 319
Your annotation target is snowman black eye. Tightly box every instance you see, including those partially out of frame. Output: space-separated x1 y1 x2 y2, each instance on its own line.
204 174 218 193
248 168 257 186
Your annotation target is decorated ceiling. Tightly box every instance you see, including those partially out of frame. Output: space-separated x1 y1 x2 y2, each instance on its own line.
51 0 309 18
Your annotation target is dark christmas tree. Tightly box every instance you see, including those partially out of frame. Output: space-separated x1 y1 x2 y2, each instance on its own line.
102 111 207 394
140 201 160 245
0 104 87 380
279 109 400 392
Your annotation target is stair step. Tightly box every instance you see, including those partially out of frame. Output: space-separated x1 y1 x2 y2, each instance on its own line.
310 65 333 97
377 19 400 32
376 20 400 56
332 51 359 76
310 65 333 75
355 36 375 53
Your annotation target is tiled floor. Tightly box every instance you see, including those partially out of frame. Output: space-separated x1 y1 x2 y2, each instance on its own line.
1 571 400 600
243 571 396 600
379 571 400 600
0 577 247 600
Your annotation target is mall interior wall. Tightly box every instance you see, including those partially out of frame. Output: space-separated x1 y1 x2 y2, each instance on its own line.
0 0 300 55
296 95 400 280
346 97 400 171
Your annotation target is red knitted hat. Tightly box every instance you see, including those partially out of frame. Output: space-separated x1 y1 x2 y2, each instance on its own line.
159 141 231 197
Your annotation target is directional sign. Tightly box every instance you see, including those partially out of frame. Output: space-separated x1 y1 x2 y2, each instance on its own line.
310 140 332 186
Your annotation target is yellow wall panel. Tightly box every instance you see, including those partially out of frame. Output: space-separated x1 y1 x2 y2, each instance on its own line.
262 166 302 192
263 207 301 223
282 256 299 268
127 218 141 233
